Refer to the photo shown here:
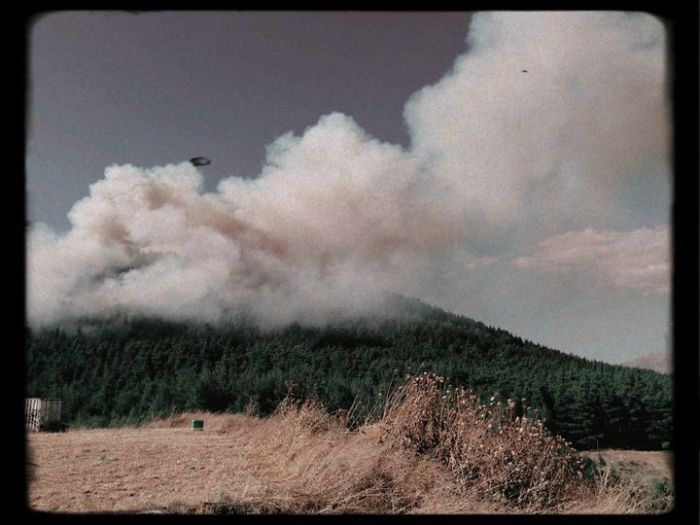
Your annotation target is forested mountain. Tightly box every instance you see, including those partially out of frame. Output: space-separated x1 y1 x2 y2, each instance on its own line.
26 295 672 450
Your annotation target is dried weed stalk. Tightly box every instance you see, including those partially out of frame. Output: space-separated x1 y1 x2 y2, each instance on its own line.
379 372 591 509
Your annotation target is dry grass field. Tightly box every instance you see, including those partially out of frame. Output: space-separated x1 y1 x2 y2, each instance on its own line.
29 410 499 514
27 375 673 515
581 450 672 482
28 411 488 514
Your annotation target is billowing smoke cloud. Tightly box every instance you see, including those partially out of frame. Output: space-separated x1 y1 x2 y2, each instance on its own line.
28 116 464 327
405 11 668 229
27 12 669 328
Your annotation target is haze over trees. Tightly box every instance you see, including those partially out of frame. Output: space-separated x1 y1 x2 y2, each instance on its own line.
26 296 672 451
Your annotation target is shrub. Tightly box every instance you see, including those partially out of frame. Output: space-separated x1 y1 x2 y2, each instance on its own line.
379 372 591 509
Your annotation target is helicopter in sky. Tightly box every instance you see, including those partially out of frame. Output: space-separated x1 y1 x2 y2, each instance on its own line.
189 157 211 166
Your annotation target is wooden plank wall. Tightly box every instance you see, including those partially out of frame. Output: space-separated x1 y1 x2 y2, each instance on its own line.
25 398 41 431
25 398 62 431
43 399 62 425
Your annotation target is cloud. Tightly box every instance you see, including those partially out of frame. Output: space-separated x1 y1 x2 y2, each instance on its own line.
27 12 670 328
512 226 669 294
404 11 668 227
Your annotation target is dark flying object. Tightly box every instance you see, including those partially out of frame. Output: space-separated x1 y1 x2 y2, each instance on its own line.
522 70 528 73
189 157 211 166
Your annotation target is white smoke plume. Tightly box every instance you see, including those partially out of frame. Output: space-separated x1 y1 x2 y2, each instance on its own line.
27 12 669 327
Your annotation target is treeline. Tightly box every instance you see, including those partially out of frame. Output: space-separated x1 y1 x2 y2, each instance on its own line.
26 303 672 450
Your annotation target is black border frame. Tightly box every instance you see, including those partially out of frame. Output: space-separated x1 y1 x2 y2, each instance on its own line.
9 2 699 523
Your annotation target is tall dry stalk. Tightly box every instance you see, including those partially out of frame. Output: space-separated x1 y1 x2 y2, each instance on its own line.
379 372 591 509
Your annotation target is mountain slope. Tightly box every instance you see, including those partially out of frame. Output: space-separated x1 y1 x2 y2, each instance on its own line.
25 296 672 450
622 352 671 374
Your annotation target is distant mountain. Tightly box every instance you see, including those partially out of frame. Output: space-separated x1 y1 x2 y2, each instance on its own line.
622 352 671 374
26 295 672 450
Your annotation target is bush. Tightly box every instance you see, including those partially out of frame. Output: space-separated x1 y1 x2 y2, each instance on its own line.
648 478 673 512
379 373 591 509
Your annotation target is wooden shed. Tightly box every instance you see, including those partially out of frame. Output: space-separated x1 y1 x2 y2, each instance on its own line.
25 398 62 431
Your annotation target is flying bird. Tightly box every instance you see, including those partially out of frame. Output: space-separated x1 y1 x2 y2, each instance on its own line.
189 157 211 166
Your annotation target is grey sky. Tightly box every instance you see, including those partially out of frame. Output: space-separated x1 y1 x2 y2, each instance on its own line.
28 11 473 230
27 11 671 364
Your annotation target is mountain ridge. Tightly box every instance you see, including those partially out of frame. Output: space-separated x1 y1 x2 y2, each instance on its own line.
26 294 672 450
621 351 671 375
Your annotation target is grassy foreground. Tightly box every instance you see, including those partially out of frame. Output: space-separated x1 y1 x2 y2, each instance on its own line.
27 374 672 514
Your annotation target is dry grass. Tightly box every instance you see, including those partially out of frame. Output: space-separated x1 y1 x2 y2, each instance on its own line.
28 408 493 514
27 374 672 514
567 450 674 514
379 372 592 511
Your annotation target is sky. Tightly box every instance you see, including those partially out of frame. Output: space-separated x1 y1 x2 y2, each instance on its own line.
26 11 671 364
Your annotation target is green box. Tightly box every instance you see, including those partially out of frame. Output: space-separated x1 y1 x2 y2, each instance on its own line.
191 419 204 430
